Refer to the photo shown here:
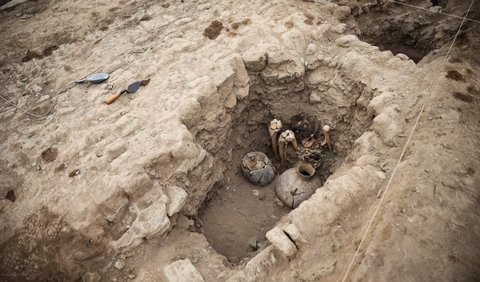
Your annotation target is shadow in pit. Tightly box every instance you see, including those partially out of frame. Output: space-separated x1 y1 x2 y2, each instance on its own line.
0 207 111 281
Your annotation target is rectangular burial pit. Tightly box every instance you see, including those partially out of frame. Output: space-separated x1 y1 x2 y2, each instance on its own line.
191 59 375 263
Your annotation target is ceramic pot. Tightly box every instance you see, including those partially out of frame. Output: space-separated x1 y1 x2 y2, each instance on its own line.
275 163 321 208
241 151 275 186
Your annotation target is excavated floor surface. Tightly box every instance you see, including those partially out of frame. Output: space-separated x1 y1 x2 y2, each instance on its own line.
0 0 479 281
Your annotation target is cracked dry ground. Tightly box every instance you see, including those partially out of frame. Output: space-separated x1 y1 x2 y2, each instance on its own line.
0 0 479 281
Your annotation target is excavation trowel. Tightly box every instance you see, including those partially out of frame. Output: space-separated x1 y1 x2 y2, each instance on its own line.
76 73 110 84
105 79 150 105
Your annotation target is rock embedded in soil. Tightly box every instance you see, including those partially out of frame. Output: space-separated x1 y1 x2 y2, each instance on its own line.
83 272 101 282
112 201 170 250
197 3 211 11
282 223 307 244
266 226 297 257
274 198 284 207
163 259 205 282
165 185 188 217
114 259 125 270
241 49 267 72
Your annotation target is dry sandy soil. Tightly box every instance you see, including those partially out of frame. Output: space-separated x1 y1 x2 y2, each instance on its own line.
0 0 479 281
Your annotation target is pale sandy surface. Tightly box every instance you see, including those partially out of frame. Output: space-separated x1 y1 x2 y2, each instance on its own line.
0 0 479 281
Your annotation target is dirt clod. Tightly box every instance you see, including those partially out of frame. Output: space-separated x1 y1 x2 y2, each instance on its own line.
41 148 58 163
21 45 59 62
467 85 479 95
446 70 466 82
284 20 294 29
140 14 151 22
452 92 474 103
55 163 66 172
467 167 475 176
203 20 223 39
231 18 251 30
5 189 16 202
68 169 81 177
21 49 42 62
304 12 314 25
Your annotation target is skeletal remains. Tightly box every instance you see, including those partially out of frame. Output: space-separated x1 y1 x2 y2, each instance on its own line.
269 118 332 165
321 125 332 151
269 119 283 159
278 130 298 165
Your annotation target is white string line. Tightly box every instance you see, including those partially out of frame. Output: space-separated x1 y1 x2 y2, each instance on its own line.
340 1 475 281
0 48 147 119
0 82 75 118
389 0 480 24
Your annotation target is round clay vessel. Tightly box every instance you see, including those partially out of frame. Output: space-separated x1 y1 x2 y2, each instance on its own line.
275 163 321 208
241 151 275 186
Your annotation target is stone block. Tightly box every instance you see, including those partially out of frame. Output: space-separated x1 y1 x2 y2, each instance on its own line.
266 226 297 257
372 105 402 147
241 50 267 72
165 185 188 217
164 259 204 282
112 200 170 250
335 34 358 48
282 223 307 244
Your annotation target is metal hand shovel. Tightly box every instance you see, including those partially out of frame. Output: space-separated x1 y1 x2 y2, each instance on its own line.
76 73 110 84
105 79 150 105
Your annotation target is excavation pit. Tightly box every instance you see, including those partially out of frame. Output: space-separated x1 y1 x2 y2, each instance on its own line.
351 0 459 63
191 55 375 261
